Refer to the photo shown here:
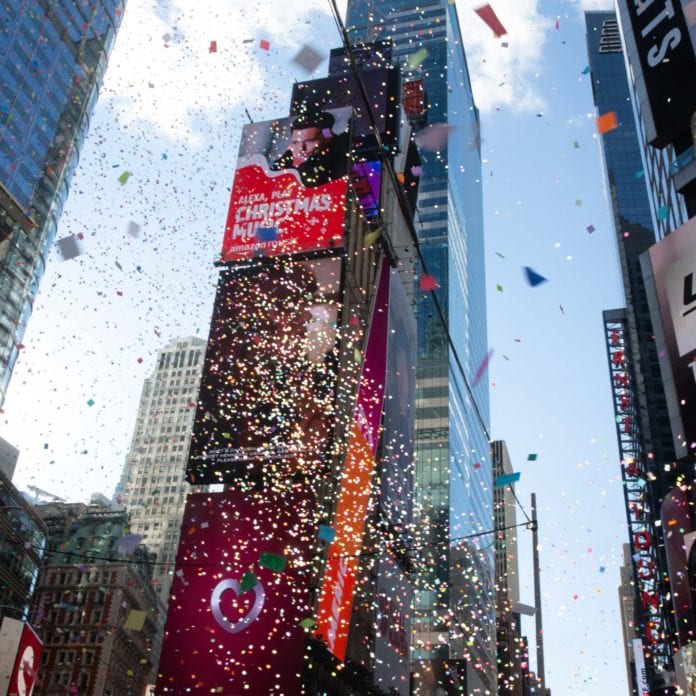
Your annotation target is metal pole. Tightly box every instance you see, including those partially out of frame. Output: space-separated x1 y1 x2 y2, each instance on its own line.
532 492 546 693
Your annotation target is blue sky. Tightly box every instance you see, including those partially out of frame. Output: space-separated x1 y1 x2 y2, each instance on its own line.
0 0 634 692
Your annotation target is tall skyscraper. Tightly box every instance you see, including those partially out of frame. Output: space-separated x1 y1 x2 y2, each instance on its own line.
0 1 124 406
586 11 679 692
117 336 206 606
345 1 494 692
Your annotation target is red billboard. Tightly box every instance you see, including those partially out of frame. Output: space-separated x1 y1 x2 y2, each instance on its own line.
0 617 42 696
186 255 342 485
156 489 317 694
315 259 390 661
220 107 351 261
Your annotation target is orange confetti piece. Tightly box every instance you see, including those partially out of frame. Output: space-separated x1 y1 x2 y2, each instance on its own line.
596 112 618 134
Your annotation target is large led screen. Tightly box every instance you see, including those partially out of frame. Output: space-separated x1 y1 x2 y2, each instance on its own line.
156 489 317 694
220 107 351 261
186 256 342 485
315 259 390 662
291 68 400 154
643 217 696 455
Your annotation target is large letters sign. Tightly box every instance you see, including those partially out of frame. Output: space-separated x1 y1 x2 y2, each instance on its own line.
220 107 351 261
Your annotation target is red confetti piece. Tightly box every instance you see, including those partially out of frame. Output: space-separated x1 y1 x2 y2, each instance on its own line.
259 39 270 51
419 274 438 291
474 3 508 37
209 40 217 53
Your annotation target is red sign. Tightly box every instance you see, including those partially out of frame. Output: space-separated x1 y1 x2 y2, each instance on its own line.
156 489 317 694
220 107 351 262
1 618 42 696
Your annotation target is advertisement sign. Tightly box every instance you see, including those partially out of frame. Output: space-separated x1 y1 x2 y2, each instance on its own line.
374 551 412 695
315 259 390 662
643 217 696 454
156 489 316 694
186 256 342 485
660 487 696 645
291 68 400 154
220 107 351 262
0 617 42 696
620 0 696 146
380 267 416 536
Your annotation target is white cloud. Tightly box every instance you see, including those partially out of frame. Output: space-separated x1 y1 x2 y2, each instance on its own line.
455 0 550 113
102 0 338 143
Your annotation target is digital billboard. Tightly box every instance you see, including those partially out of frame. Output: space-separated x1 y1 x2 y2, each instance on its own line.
642 217 696 455
291 67 401 154
315 259 391 662
186 256 342 486
220 107 351 262
156 489 317 694
619 0 696 147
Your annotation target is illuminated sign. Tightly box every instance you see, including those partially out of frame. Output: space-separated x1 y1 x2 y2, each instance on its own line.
156 489 316 694
186 256 342 485
315 259 390 661
0 617 42 696
291 68 400 154
620 0 696 146
220 107 351 262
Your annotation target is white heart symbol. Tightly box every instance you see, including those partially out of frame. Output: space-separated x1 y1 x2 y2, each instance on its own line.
211 579 265 634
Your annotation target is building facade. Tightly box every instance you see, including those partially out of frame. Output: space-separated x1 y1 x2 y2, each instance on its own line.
0 463 46 623
0 0 124 406
116 336 206 606
586 11 683 692
31 504 159 696
345 1 494 692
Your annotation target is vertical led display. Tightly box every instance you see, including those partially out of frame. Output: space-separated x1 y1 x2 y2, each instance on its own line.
220 107 352 261
186 256 343 485
156 489 317 694
315 259 390 661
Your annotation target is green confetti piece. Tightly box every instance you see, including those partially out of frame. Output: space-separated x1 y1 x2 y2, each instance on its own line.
527 453 538 461
240 571 257 592
496 284 503 292
118 171 131 185
258 552 286 573
299 617 317 629
406 47 429 70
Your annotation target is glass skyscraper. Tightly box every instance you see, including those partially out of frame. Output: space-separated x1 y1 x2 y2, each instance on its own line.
586 11 678 690
0 0 124 405
346 2 495 692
